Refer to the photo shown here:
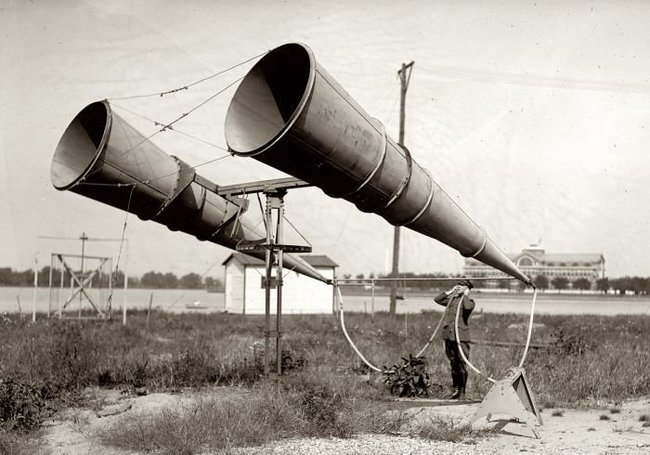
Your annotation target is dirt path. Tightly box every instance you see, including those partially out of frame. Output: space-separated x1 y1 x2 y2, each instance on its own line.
35 392 650 454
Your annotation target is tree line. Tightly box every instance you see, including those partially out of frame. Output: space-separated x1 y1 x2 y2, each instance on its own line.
3 265 649 295
0 267 223 291
344 272 650 295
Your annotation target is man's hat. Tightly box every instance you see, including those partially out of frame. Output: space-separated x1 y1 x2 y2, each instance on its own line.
457 279 474 289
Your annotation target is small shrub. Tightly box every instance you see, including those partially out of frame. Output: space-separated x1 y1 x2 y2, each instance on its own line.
551 410 563 417
382 354 430 397
610 408 621 414
96 369 115 387
639 414 650 422
215 354 264 386
0 379 50 432
599 414 610 421
116 352 150 389
169 347 216 387
281 348 306 373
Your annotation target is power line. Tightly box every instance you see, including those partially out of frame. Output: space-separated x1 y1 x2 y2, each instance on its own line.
110 103 229 152
108 75 244 161
107 51 267 101
425 63 650 94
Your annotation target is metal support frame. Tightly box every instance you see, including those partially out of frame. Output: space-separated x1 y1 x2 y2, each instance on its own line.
48 252 113 319
229 177 312 377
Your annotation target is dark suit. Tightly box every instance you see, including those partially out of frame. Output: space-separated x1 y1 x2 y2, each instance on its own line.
434 290 475 396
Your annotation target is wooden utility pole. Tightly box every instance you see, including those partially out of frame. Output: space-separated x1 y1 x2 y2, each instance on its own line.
389 61 414 316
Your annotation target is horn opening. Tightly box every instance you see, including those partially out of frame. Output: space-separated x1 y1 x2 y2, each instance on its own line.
225 43 315 156
51 101 111 190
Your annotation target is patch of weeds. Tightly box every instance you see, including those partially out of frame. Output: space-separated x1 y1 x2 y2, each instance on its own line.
415 415 494 443
643 422 650 428
610 407 621 414
281 372 356 438
539 397 559 410
216 354 264 387
96 368 115 387
638 414 649 422
48 322 100 390
114 352 150 390
169 347 217 387
0 379 52 432
0 428 39 455
99 370 391 454
551 329 590 356
100 406 203 455
363 407 412 435
551 410 563 417
382 354 430 397
587 427 596 431
599 414 610 421
99 383 310 453
281 348 307 373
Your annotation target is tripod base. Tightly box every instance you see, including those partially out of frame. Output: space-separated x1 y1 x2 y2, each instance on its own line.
471 367 543 438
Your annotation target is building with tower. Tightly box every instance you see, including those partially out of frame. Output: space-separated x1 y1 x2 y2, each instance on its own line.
463 245 605 290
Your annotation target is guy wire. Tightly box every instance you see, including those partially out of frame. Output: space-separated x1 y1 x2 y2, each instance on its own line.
108 51 267 101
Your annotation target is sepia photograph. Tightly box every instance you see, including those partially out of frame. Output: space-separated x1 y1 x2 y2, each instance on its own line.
1 1 649 453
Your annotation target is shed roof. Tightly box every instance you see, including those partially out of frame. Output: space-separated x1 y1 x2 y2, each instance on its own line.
222 252 338 268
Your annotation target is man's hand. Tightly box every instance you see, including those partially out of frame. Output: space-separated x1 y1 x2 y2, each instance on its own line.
446 284 467 296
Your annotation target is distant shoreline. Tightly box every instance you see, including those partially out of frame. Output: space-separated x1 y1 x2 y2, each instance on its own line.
2 286 649 316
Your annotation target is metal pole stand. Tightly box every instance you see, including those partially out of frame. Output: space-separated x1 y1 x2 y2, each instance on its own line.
471 367 543 438
234 184 312 378
264 189 285 377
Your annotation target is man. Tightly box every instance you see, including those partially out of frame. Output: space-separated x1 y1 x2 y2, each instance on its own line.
434 279 475 400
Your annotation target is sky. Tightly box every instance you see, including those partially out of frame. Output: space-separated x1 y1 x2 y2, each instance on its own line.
1 0 649 280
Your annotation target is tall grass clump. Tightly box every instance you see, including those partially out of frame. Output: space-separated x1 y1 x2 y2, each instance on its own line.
415 415 495 443
99 370 407 453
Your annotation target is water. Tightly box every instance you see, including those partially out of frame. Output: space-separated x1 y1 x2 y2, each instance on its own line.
341 293 650 316
1 286 225 316
2 287 649 317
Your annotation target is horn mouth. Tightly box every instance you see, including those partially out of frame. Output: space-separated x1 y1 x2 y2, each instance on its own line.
51 101 111 190
225 43 315 156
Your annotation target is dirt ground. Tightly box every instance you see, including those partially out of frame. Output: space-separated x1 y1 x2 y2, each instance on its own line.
31 390 650 455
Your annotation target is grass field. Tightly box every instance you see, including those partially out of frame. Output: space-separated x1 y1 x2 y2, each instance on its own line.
1 308 648 452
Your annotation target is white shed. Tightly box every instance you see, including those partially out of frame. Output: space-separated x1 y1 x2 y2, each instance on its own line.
222 253 337 314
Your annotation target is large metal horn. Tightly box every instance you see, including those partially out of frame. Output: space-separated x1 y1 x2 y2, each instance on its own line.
225 43 530 284
51 100 327 283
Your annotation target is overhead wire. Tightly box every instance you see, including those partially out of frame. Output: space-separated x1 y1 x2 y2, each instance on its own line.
110 103 230 153
107 75 244 162
106 184 136 312
81 102 235 188
107 51 268 101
